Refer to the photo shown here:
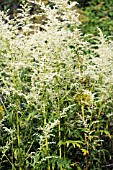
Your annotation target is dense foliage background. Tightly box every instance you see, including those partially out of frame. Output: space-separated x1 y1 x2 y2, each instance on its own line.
0 0 113 36
0 0 113 170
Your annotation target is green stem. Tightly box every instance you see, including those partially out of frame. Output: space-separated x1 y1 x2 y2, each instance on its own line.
59 123 61 158
81 104 85 122
5 154 16 170
16 111 22 170
57 88 62 170
59 122 62 170
42 58 50 170
43 99 50 170
11 132 14 170
16 111 20 148
81 104 88 170
52 165 54 170
56 54 62 170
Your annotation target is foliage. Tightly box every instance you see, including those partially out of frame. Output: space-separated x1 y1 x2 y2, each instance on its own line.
1 0 113 36
76 0 113 36
0 0 113 169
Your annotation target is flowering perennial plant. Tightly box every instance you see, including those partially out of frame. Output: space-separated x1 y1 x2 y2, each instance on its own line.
0 0 113 169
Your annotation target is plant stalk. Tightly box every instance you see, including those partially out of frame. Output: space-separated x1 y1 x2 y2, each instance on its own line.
81 104 88 170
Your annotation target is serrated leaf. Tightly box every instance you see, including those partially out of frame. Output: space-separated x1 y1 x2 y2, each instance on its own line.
81 149 89 155
65 140 82 148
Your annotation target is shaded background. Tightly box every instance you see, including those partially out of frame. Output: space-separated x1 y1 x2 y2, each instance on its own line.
0 0 113 35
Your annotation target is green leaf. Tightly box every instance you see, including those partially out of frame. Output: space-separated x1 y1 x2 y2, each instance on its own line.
81 149 89 155
65 140 82 148
58 140 65 147
100 130 111 138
